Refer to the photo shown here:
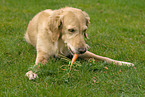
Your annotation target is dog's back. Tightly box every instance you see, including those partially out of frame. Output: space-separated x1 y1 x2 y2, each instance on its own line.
25 9 53 47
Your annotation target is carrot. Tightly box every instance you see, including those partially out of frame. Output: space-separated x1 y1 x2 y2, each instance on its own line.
69 54 79 73
71 54 79 67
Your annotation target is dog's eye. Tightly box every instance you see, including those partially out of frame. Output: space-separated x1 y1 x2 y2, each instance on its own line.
68 29 75 33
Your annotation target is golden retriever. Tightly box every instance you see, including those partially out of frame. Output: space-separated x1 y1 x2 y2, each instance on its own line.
25 7 134 80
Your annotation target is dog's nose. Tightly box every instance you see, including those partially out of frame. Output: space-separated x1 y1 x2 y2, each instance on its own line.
78 48 86 54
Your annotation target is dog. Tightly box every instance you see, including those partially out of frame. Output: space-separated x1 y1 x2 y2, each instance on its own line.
25 7 134 80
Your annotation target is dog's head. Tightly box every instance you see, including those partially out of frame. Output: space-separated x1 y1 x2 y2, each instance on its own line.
48 8 90 54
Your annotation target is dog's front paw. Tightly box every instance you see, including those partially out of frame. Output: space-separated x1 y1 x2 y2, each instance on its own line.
25 71 39 80
116 61 134 67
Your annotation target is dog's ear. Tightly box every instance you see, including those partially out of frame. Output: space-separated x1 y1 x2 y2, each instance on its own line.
82 11 90 27
48 11 63 42
82 11 90 39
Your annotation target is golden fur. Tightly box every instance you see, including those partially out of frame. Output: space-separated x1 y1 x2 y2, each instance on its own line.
25 7 89 65
25 7 134 80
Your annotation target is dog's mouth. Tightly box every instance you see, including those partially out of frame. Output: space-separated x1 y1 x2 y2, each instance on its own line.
65 43 76 55
68 47 75 55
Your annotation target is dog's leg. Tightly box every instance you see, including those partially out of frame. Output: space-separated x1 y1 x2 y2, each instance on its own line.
25 49 50 80
79 51 134 66
35 50 49 65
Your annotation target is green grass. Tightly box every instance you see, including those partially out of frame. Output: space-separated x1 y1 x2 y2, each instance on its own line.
0 0 145 96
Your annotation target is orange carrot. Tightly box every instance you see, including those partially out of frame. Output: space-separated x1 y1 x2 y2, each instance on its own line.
69 54 79 73
71 54 79 67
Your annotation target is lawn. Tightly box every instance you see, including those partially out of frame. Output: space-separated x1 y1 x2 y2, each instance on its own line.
0 0 145 96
